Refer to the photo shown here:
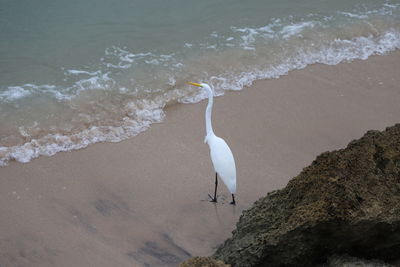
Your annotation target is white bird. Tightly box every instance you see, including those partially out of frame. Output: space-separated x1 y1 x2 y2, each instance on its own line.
188 82 237 205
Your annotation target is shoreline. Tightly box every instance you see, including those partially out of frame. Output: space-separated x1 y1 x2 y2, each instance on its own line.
1 51 400 266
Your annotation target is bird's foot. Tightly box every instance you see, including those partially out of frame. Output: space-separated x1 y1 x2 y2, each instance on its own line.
208 194 217 203
230 194 236 205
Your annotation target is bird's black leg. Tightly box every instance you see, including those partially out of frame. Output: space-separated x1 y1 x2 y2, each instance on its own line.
209 173 218 202
230 194 236 205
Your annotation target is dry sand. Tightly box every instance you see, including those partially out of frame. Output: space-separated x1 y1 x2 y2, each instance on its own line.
0 51 399 267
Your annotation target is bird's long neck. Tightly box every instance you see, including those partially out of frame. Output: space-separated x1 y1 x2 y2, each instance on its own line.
205 87 215 137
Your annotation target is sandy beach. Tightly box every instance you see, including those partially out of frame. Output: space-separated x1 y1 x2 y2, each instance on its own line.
1 51 399 266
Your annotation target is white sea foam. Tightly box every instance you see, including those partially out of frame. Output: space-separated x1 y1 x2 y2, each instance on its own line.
67 70 101 76
202 31 400 92
0 99 166 167
280 21 317 39
0 86 32 101
145 59 160 65
105 62 132 69
339 12 368 19
0 84 60 102
2 32 400 166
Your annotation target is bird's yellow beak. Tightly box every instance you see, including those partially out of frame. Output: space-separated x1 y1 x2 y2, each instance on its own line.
187 82 202 87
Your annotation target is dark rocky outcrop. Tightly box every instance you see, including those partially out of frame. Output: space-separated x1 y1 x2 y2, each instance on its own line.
322 254 394 267
211 124 400 266
180 256 230 267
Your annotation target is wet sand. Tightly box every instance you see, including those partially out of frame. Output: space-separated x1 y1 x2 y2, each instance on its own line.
0 51 399 267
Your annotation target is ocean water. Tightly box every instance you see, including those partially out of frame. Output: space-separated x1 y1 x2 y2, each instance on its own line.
0 0 399 166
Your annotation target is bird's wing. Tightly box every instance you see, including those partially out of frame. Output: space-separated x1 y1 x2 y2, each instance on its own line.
209 137 236 193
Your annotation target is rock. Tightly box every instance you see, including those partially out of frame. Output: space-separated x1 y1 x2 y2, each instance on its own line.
322 254 394 267
180 256 230 267
213 124 400 266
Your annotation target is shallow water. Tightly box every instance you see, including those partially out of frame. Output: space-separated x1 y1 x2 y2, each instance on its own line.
1 0 400 166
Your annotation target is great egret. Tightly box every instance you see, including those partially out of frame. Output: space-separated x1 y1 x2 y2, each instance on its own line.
188 82 236 205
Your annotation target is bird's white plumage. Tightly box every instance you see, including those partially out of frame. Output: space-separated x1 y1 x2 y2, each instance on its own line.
197 82 237 195
206 134 236 193
188 82 237 201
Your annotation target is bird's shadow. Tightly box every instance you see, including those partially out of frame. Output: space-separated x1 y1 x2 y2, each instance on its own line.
200 195 238 227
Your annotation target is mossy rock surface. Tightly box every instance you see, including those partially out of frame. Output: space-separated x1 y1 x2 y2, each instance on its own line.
213 124 400 267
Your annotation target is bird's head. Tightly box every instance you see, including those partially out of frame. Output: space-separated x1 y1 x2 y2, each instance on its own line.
187 82 212 93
